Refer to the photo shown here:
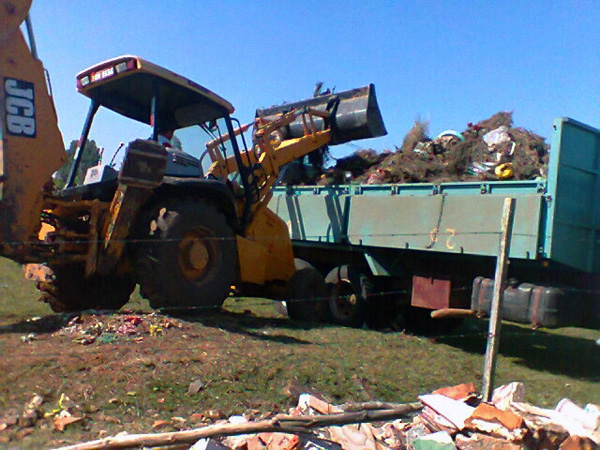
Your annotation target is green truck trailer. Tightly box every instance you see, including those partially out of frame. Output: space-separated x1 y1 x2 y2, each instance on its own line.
270 117 600 332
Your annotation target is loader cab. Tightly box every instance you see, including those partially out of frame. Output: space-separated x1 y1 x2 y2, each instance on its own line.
66 55 247 191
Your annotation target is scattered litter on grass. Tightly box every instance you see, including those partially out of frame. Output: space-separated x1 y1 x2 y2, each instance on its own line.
53 414 82 432
188 378 207 396
20 332 35 343
292 112 549 186
52 312 183 345
49 382 599 449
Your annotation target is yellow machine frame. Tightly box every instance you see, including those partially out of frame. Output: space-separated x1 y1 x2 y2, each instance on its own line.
206 108 332 287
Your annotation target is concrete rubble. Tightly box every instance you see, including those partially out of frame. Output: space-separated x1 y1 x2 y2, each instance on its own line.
52 381 600 449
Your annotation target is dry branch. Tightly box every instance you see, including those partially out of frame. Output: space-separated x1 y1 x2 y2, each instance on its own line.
53 404 422 450
339 401 421 412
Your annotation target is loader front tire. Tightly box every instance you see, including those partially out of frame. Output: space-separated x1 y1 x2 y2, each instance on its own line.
37 265 135 313
135 197 236 312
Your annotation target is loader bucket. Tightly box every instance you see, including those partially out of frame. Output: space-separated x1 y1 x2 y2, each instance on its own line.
256 84 387 145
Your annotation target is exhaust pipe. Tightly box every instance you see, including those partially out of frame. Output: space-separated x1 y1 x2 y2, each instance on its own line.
256 84 387 145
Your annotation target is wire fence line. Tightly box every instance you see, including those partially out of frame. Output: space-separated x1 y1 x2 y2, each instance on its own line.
2 225 596 246
0 222 598 343
4 268 597 311
2 290 599 360
3 309 595 355
0 230 520 247
3 275 600 306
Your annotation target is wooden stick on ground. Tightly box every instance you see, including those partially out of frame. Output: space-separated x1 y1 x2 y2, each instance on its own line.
339 401 422 412
430 308 477 320
53 404 422 450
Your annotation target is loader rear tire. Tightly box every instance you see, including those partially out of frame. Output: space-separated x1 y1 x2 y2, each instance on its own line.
134 197 236 312
37 265 135 313
286 267 328 323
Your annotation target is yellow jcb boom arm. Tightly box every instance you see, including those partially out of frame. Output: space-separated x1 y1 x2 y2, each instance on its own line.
206 107 331 215
203 108 333 288
0 0 66 260
188 84 387 292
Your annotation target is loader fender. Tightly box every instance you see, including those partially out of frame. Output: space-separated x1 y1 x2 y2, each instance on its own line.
154 177 239 229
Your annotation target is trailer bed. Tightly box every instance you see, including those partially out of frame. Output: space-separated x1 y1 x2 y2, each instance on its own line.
271 117 600 275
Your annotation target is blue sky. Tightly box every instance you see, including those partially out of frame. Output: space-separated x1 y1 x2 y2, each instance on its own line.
28 1 600 163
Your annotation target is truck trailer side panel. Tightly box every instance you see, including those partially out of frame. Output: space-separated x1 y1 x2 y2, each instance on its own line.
272 118 600 273
270 118 600 328
545 118 600 273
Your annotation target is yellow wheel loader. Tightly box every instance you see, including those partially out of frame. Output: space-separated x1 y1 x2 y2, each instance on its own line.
1 2 386 313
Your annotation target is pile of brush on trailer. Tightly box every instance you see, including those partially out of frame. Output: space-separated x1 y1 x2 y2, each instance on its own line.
289 112 549 186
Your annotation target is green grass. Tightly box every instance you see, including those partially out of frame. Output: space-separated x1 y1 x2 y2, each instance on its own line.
0 256 599 447
0 258 50 320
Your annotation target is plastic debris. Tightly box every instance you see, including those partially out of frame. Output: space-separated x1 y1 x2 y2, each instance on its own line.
436 130 465 142
53 312 183 345
412 431 456 450
482 126 511 147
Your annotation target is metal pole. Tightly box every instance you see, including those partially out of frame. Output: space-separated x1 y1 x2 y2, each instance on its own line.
481 197 516 401
24 15 39 60
66 101 99 188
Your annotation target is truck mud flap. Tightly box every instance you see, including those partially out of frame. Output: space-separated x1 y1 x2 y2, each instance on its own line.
255 84 387 145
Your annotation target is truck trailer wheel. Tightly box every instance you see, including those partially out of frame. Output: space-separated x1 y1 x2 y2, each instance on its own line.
286 266 328 323
135 197 236 311
325 265 369 328
36 264 135 313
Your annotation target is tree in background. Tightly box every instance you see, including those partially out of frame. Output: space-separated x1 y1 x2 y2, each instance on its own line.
54 140 101 189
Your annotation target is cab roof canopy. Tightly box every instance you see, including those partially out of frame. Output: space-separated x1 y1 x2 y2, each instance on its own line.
76 55 235 131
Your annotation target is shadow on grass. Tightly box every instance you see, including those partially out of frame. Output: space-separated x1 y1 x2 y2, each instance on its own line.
0 313 79 335
0 305 323 345
168 308 320 345
437 320 600 382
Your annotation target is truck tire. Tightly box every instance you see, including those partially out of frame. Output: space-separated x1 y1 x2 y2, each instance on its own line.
286 266 328 323
37 264 135 313
134 197 236 311
325 266 368 328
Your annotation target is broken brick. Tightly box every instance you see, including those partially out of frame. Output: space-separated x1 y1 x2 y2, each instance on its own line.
468 403 524 430
559 435 597 450
265 432 299 450
433 383 477 401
